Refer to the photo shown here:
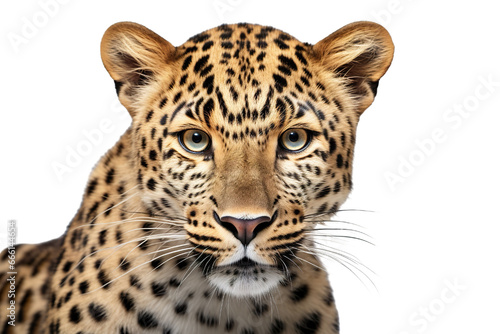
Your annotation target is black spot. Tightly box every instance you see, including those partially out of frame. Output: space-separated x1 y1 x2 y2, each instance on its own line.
159 114 168 126
184 46 198 54
98 270 111 289
333 319 340 332
241 329 255 334
159 98 168 109
329 138 337 154
194 55 210 73
256 51 266 61
137 311 158 329
300 76 310 87
216 88 229 119
105 168 115 184
79 281 89 294
274 38 289 50
69 305 81 323
86 178 98 196
202 40 214 51
225 319 235 331
197 311 219 327
190 33 210 43
88 303 107 322
62 261 73 273
176 258 188 270
200 64 213 77
18 289 32 321
130 275 142 289
252 302 269 316
336 154 344 168
149 150 157 161
119 291 135 312
120 327 130 334
151 258 164 270
98 229 107 246
151 282 168 297
203 75 215 95
220 30 233 39
296 312 321 334
173 92 182 104
182 55 192 70
147 178 157 191
276 98 287 126
163 149 175 160
271 318 285 334
28 311 42 333
273 74 287 93
221 41 234 49
49 319 60 334
279 55 297 71
295 49 308 65
316 186 331 199
166 278 180 289
291 284 309 302
202 98 214 129
174 302 188 315
333 181 341 194
119 258 130 271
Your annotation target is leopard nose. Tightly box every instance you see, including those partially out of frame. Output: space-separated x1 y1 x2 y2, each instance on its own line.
216 214 273 246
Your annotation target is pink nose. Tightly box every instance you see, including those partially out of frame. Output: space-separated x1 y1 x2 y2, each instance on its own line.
218 215 272 245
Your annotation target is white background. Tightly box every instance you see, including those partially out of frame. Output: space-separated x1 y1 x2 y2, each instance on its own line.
1 0 499 333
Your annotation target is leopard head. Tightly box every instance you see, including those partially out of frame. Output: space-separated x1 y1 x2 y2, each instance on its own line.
101 21 393 297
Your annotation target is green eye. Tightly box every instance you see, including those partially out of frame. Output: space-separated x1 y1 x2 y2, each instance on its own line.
180 130 211 153
279 129 309 152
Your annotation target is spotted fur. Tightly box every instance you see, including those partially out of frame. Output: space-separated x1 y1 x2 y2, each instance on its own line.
0 21 393 333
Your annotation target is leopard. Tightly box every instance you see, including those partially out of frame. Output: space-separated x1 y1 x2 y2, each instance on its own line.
0 21 393 333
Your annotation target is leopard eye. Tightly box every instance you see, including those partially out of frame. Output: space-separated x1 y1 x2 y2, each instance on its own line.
180 130 211 153
279 129 309 152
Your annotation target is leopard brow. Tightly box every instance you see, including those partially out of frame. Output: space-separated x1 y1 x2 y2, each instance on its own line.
169 100 187 122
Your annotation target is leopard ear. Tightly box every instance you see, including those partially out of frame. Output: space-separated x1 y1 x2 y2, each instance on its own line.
313 21 394 114
101 22 176 115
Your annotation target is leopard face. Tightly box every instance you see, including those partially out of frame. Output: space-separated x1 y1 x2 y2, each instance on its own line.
101 22 393 297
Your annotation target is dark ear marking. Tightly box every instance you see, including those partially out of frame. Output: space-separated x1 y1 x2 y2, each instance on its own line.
114 81 123 95
313 21 394 114
101 21 176 116
368 80 379 97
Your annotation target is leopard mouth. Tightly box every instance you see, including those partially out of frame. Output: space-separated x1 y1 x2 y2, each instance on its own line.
206 259 285 297
232 256 259 268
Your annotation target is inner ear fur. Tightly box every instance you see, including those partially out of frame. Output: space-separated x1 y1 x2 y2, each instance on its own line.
313 21 394 113
100 22 176 113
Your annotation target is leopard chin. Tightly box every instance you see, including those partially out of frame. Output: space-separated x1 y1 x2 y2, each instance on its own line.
207 258 285 297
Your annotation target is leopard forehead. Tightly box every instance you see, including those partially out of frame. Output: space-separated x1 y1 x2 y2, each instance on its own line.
137 23 350 139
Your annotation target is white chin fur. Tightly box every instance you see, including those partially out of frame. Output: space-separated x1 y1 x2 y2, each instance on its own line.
207 268 283 297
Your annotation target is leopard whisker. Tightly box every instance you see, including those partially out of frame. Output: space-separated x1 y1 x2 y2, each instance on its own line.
87 249 194 294
305 232 374 246
306 226 371 237
70 215 185 231
64 233 178 276
289 251 327 273
88 191 140 225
